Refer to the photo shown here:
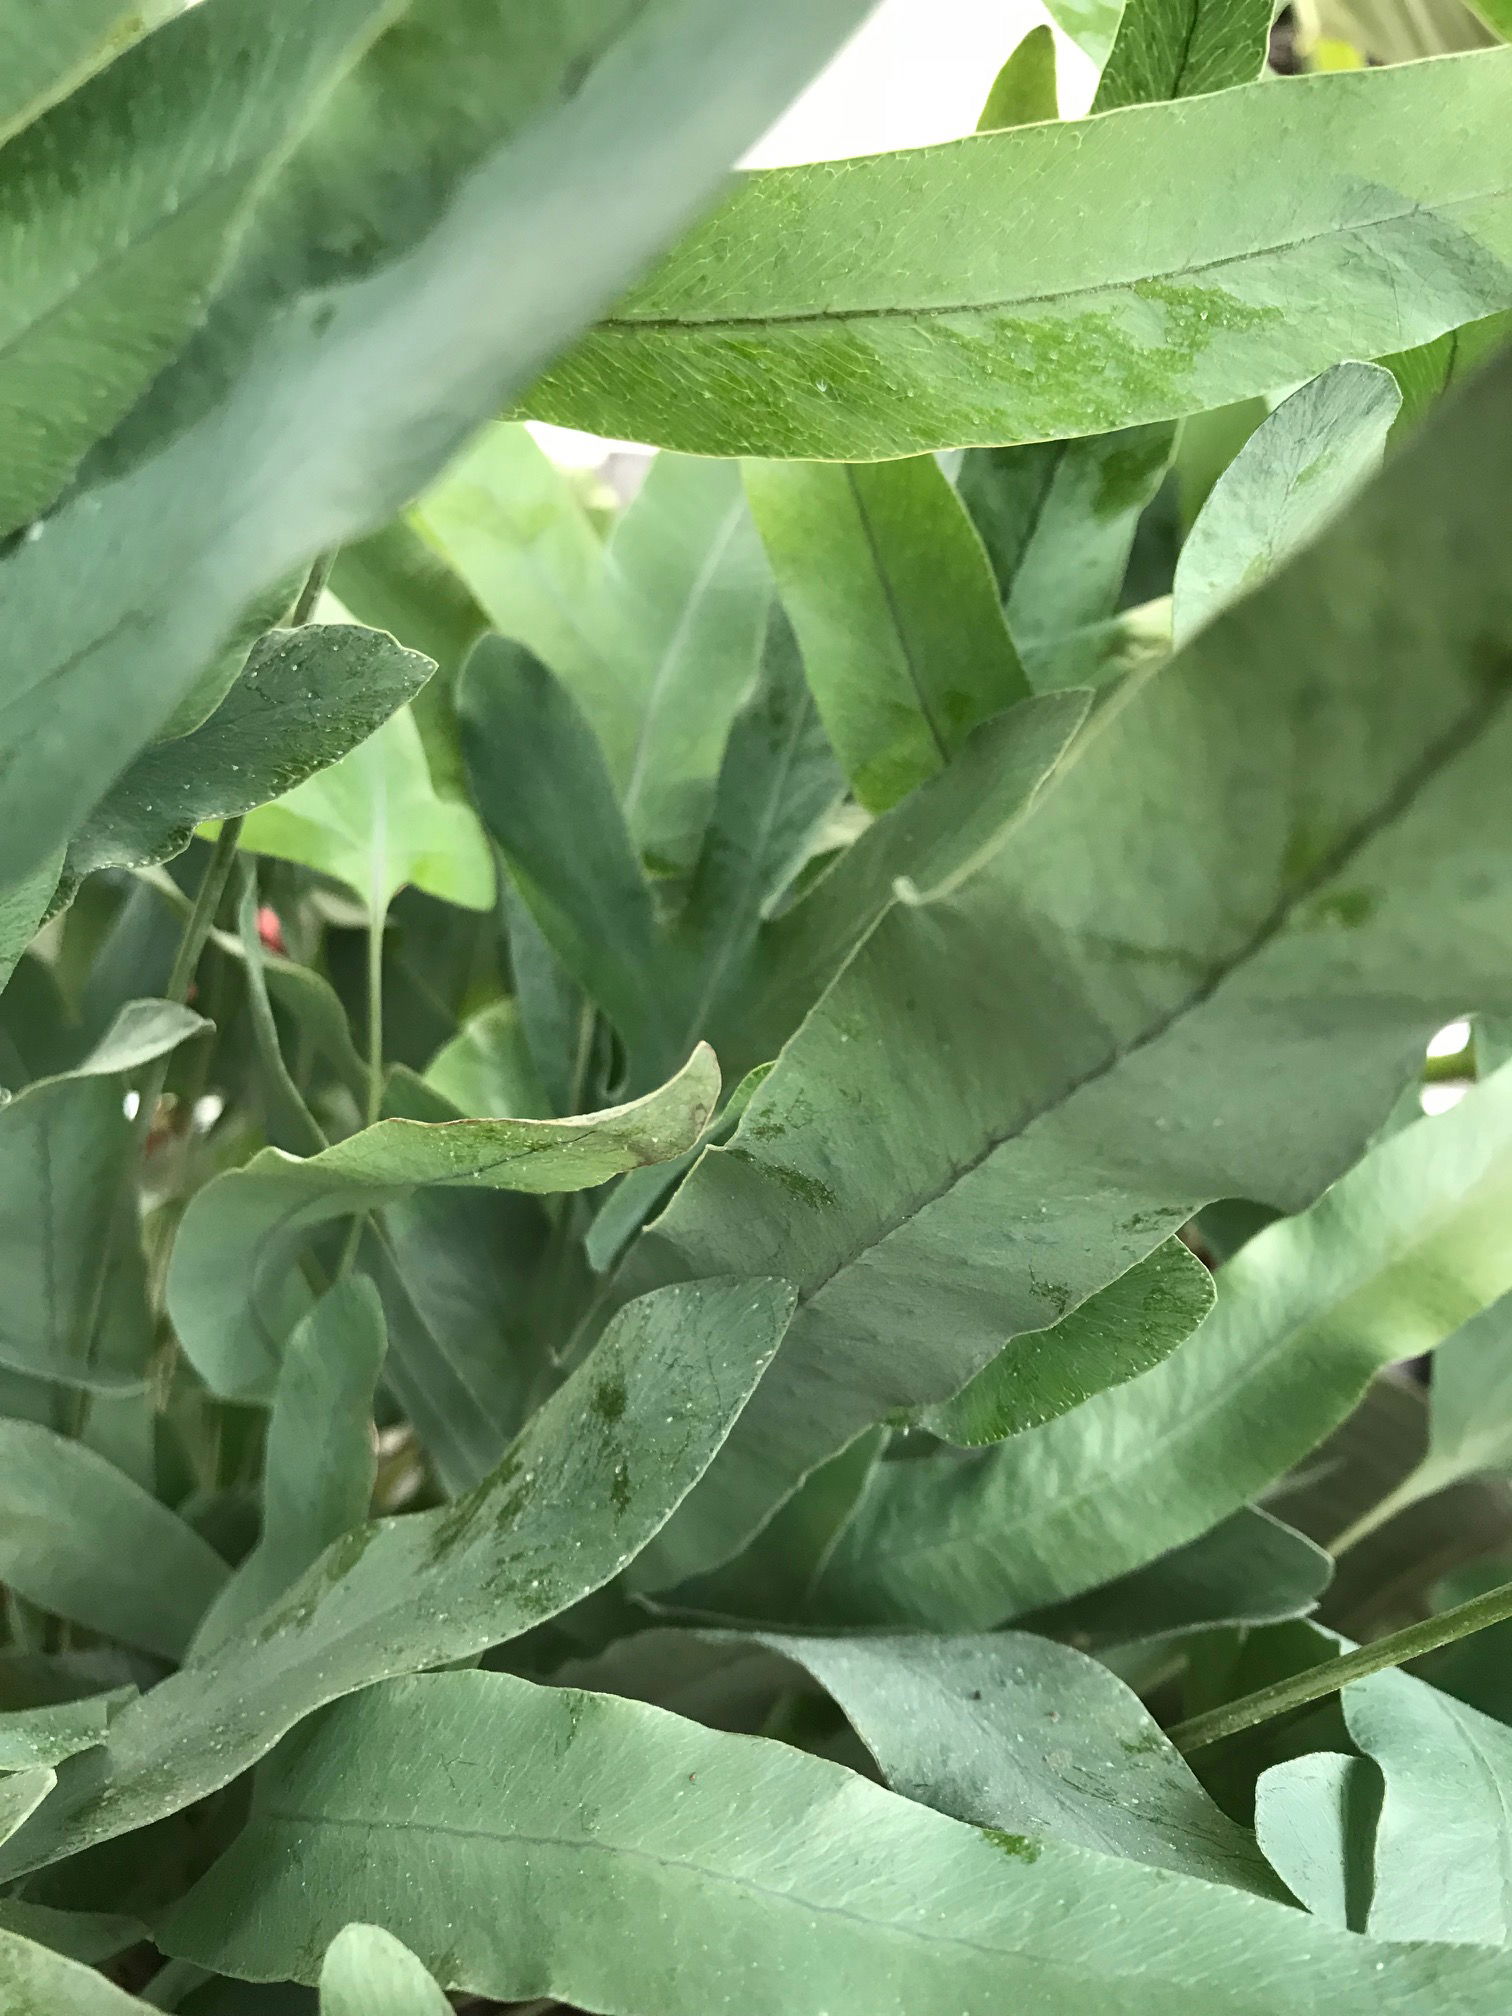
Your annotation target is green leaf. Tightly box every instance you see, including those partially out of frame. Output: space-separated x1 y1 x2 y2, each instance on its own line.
1383 310 1512 434
1172 363 1401 644
1042 0 1129 63
0 0 400 542
459 637 667 1068
744 455 1029 811
0 4 168 149
0 1278 795 1881
0 1000 206 1390
618 341 1512 1589
956 426 1174 690
0 1900 141 1968
0 851 62 996
239 705 493 917
524 55 1512 459
977 25 1058 129
0 1689 132 1773
1094 0 1272 111
1022 1508 1333 1648
1345 1667 1512 1943
668 607 843 1054
160 1666 1512 2011
714 690 1090 1081
758 1630 1282 1894
0 0 876 889
321 1924 450 2016
68 627 436 882
0 1421 228 1659
168 1043 720 1400
330 522 490 803
192 1280 385 1657
0 1926 150 2011
924 1236 1216 1445
818 1066 1512 1627
0 1771 54 1850
425 1000 548 1120
1254 1752 1380 1930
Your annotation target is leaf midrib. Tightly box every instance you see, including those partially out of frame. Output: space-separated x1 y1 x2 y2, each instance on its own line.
600 187 1506 334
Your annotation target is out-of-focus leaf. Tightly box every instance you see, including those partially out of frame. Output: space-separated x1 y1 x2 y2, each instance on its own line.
817 1068 1512 1626
957 426 1173 690
924 1237 1215 1445
424 1000 547 1119
320 1924 450 2016
459 638 667 1069
1022 1509 1332 1648
193 1281 385 1656
161 1667 1512 2011
0 1279 794 1881
0 1000 205 1390
239 706 493 916
0 4 172 148
168 1043 719 1399
758 1630 1282 1894
69 628 435 881
745 454 1028 811
0 1900 141 1967
1172 363 1401 643
1041 0 1129 62
714 691 1089 1080
0 0 399 542
618 346 1512 1591
1383 310 1512 434
0 851 62 996
977 25 1058 128
0 0 875 887
0 1422 227 1659
670 607 843 1051
1094 0 1272 110
524 55 1512 459
1254 1752 1380 1929
1344 1667 1512 1943
0 1926 156 2010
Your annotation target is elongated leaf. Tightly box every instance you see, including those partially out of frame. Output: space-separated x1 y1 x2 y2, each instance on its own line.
0 1422 227 1659
0 0 400 541
758 1630 1280 1894
69 627 435 881
0 1926 154 2010
459 638 667 1067
0 1279 794 1881
1042 0 1129 62
957 425 1174 689
0 1901 141 1968
1172 363 1401 643
1023 1508 1332 1648
425 1000 547 1120
162 1667 1512 2012
169 1044 719 1399
1254 1752 1380 1930
1094 0 1272 110
604 453 771 874
1384 310 1512 433
0 5 169 148
321 1925 450 2015
0 0 876 889
745 455 1029 811
239 705 493 916
0 1000 206 1390
619 342 1512 1589
1345 1668 1512 1943
669 608 843 1054
193 1281 385 1656
819 1067 1512 1626
925 1235 1215 1445
526 54 1512 459
978 25 1058 129
0 851 62 996
0 1771 54 1849
0 1689 130 1773
714 690 1090 1079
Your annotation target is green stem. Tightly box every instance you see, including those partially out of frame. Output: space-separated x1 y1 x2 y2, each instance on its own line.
290 549 334 625
1169 1573 1512 1753
131 815 244 1145
365 897 387 1129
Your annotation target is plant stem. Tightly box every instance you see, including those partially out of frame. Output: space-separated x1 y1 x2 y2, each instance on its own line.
1169 1572 1512 1753
290 549 334 624
365 897 386 1129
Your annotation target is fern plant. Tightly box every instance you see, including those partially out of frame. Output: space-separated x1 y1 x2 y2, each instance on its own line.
4 1 1512 2009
